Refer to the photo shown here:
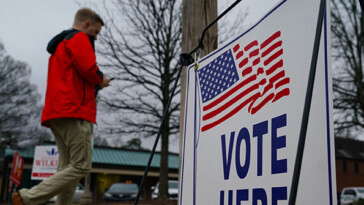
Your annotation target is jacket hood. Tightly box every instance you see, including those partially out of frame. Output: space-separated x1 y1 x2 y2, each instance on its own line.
47 29 79 54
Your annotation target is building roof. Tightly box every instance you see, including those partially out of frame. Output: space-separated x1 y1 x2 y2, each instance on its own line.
335 137 364 161
5 145 179 170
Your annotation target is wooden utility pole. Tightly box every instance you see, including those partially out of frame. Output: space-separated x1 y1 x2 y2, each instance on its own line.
179 0 217 170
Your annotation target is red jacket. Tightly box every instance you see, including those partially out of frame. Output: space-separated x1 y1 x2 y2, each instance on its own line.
41 29 103 126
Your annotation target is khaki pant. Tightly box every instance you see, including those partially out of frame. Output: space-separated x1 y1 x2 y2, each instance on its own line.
19 118 92 205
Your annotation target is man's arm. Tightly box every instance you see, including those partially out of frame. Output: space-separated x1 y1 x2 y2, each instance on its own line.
66 32 104 85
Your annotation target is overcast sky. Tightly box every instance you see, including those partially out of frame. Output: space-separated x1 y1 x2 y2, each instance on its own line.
0 0 279 103
0 1 83 102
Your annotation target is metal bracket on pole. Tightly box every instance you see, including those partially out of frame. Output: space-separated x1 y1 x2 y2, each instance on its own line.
179 53 194 66
288 0 326 204
133 1 242 204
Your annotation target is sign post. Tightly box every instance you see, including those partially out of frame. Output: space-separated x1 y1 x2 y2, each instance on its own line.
179 0 337 204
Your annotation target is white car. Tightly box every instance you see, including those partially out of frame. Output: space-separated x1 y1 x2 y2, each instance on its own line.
48 183 88 204
151 180 178 200
340 187 364 205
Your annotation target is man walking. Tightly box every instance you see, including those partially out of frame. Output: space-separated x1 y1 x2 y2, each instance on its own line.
12 8 109 205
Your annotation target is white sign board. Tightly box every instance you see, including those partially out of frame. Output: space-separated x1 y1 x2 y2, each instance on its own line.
31 146 59 180
179 0 337 204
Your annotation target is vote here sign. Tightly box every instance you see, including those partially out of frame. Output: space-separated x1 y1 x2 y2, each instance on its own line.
179 0 337 204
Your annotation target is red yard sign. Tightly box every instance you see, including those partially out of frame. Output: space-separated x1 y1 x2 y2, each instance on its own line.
10 152 24 186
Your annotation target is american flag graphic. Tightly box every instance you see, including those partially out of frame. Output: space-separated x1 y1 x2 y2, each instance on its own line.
197 31 290 132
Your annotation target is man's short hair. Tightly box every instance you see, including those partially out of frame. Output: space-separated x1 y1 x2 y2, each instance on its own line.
74 8 104 26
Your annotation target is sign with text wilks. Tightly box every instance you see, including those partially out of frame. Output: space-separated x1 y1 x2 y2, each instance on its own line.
31 146 59 180
179 0 337 204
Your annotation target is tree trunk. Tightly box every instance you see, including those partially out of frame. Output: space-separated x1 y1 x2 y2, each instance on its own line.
159 117 170 199
160 59 171 199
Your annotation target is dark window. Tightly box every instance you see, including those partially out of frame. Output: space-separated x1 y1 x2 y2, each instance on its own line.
344 189 350 195
343 161 347 173
355 162 359 174
343 189 356 197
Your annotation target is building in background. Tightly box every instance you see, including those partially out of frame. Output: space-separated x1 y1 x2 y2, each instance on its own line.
0 143 179 203
335 138 364 194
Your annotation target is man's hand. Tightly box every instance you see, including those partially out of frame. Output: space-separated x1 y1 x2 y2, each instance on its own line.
99 75 110 89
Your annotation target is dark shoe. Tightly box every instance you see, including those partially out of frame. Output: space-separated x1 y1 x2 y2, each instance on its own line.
12 192 24 205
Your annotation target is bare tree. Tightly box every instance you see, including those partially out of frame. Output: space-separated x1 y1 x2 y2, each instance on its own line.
95 0 182 199
121 138 148 150
331 0 364 137
0 41 51 148
218 0 248 46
